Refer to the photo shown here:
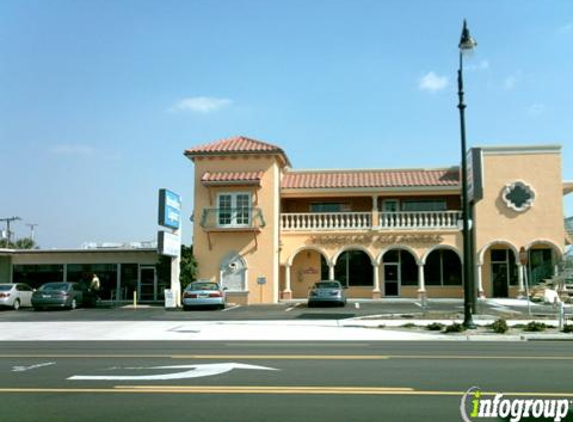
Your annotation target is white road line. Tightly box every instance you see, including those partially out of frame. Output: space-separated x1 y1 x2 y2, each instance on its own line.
285 303 301 312
222 305 241 312
12 362 55 372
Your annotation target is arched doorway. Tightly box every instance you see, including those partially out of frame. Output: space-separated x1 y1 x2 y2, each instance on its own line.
289 248 329 298
381 249 417 297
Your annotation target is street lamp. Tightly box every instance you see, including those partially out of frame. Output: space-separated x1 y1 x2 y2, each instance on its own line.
458 20 477 329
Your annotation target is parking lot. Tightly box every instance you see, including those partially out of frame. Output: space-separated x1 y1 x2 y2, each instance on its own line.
0 298 569 322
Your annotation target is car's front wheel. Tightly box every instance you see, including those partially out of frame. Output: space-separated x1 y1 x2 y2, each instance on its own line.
13 299 20 311
70 299 77 310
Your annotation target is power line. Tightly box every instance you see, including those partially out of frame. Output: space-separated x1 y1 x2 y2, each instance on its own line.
0 216 22 245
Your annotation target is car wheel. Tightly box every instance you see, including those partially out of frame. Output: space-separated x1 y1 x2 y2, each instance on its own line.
13 299 20 311
308 302 314 308
182 305 189 311
219 304 225 310
70 299 77 310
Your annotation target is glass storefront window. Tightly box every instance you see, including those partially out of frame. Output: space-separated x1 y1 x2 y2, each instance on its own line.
67 264 118 301
13 264 64 289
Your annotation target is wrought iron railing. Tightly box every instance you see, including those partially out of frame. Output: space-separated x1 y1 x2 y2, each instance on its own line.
200 208 266 230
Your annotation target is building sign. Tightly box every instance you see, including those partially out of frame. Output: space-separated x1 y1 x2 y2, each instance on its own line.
157 231 181 257
158 189 182 230
310 234 443 246
467 148 484 204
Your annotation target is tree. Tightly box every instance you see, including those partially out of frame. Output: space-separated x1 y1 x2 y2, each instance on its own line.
156 245 198 289
0 237 37 249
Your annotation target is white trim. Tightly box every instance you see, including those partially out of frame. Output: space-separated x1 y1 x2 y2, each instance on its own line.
286 246 331 267
332 245 375 266
477 240 519 266
376 245 421 265
420 245 462 265
216 191 252 228
478 145 561 155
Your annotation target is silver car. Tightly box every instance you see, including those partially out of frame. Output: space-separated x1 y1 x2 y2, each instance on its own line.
0 283 34 310
308 280 347 307
182 281 226 310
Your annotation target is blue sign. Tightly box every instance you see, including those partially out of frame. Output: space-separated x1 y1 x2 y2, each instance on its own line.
158 189 181 230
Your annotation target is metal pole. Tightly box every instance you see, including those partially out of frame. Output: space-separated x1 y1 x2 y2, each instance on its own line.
458 52 476 329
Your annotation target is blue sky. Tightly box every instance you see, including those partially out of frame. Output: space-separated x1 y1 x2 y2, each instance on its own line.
1 0 572 248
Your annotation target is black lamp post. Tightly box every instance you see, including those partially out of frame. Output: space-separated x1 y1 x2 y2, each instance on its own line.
458 20 477 329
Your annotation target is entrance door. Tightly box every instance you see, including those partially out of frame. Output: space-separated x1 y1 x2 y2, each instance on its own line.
384 264 400 297
491 263 509 298
139 266 157 301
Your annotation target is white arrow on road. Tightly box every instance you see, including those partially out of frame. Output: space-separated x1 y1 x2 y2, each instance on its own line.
68 363 278 381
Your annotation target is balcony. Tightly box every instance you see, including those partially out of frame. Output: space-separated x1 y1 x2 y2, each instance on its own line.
280 211 462 231
200 208 266 231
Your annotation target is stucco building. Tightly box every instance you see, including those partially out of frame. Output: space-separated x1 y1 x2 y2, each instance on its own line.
185 136 573 305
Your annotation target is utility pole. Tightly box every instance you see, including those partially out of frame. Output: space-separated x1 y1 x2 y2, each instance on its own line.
26 223 38 241
0 216 22 246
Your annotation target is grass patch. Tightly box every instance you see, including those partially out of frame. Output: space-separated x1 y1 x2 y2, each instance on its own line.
444 322 466 333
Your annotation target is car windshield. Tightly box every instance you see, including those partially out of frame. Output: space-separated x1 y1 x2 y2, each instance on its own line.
0 285 12 291
39 283 70 291
314 282 341 289
187 283 219 291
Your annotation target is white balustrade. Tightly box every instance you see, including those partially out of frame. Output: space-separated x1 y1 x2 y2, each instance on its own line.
280 211 462 231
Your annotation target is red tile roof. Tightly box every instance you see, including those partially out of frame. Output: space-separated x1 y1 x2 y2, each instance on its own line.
201 171 264 186
281 169 460 189
185 136 290 166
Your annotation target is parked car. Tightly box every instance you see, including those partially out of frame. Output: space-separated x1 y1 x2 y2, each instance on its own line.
308 280 347 307
31 282 97 311
182 281 226 310
0 283 35 310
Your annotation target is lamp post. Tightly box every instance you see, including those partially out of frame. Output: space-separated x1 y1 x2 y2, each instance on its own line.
458 20 477 329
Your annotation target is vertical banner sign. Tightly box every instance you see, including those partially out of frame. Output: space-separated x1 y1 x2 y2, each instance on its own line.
158 189 182 230
157 189 182 308
466 148 483 204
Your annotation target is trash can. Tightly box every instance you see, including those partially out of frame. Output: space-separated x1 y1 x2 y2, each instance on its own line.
164 289 176 309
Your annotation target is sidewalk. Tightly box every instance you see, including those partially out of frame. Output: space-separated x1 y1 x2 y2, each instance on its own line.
1 316 571 342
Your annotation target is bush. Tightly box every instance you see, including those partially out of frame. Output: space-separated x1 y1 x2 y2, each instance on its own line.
426 322 445 331
562 324 573 333
401 323 417 328
444 323 466 333
523 321 547 332
491 319 509 334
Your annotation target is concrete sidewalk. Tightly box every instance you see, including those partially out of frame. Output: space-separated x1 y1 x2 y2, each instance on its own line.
1 317 571 342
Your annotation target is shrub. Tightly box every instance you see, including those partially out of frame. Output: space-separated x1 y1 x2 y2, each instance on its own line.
401 323 417 328
426 322 445 331
562 324 573 333
491 319 509 334
444 323 466 333
523 321 547 332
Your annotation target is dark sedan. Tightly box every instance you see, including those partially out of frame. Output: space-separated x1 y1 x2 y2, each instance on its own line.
32 282 97 310
307 280 347 307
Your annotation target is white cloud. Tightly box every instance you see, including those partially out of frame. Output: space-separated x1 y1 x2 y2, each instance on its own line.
527 104 546 116
558 23 573 34
418 72 449 93
50 145 97 156
504 73 520 90
169 96 233 113
467 60 490 71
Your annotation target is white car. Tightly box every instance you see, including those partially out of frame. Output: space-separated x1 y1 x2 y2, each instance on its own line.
0 283 34 310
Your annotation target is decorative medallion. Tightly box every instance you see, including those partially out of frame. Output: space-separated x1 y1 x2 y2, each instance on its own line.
502 181 535 212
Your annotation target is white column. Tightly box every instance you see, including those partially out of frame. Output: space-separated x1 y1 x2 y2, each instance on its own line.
284 264 292 293
373 264 380 292
328 264 335 280
417 263 426 293
477 264 485 298
517 264 525 298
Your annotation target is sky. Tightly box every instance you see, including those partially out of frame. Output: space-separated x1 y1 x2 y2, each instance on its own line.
1 0 572 248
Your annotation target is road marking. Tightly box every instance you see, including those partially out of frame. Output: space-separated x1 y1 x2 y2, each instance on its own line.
285 303 300 312
68 363 278 381
1 386 573 397
2 354 573 361
12 362 55 372
354 303 360 309
222 305 240 312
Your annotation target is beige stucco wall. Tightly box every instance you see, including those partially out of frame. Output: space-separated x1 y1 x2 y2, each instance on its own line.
474 147 565 258
192 155 280 304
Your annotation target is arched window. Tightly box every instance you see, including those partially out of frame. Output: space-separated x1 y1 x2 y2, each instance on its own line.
334 250 373 287
425 249 462 286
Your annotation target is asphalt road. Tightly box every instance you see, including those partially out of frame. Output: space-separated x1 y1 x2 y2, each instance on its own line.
2 341 572 422
0 298 565 321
